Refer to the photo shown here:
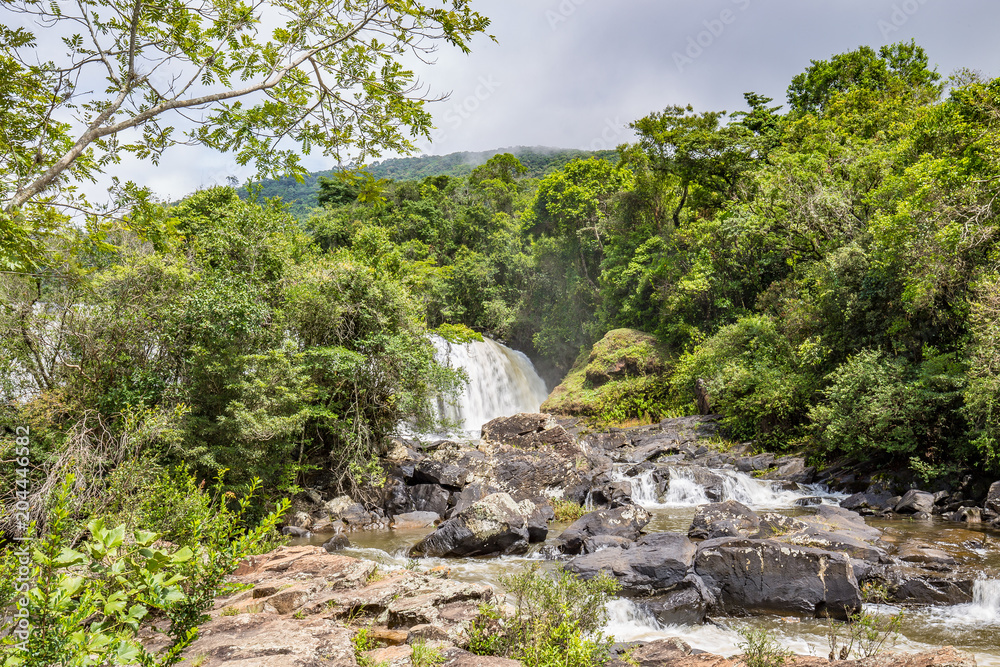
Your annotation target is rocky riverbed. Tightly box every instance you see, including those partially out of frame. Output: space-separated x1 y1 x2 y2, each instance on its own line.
174 413 1000 666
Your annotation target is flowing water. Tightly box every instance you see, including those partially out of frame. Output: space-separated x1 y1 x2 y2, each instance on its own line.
430 336 549 436
298 338 1000 663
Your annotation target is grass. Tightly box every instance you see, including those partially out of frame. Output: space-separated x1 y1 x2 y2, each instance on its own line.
411 639 445 667
220 606 240 616
552 499 587 523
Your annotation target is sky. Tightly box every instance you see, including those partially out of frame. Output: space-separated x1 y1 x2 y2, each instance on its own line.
114 0 1000 200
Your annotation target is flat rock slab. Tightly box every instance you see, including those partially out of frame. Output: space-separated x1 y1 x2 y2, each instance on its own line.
566 532 695 595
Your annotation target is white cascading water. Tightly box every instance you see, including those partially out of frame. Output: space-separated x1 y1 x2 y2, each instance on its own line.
612 465 844 510
431 335 549 435
948 579 1000 624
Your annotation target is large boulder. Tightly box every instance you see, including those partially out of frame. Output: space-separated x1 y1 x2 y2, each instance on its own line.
409 493 531 558
411 460 472 489
986 480 1000 514
688 500 760 540
695 537 862 619
566 532 696 595
480 413 574 451
557 505 651 555
894 489 935 515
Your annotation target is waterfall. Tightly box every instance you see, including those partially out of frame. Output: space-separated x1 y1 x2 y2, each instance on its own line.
966 579 1000 622
432 335 549 435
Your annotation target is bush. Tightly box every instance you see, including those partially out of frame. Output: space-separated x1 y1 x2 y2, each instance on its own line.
468 565 620 667
671 315 815 449
0 473 287 666
809 348 966 463
736 625 792 667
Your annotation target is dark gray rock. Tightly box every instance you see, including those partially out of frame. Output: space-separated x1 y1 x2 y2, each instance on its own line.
950 507 981 524
447 482 500 518
410 484 451 516
734 453 775 473
986 481 1000 514
411 460 472 489
764 456 816 484
339 503 372 527
480 413 574 450
582 535 634 553
894 489 935 514
642 577 714 625
840 491 894 515
410 492 530 558
322 534 351 552
383 477 413 516
566 532 696 595
695 537 861 619
688 500 759 540
557 505 651 555
281 526 311 538
523 500 554 543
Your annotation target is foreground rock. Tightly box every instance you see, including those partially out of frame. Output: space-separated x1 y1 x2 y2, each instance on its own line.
143 545 494 666
695 537 862 619
409 493 533 557
607 647 976 667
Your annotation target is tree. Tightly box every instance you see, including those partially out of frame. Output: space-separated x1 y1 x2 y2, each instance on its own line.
629 105 750 226
0 0 492 269
787 41 941 114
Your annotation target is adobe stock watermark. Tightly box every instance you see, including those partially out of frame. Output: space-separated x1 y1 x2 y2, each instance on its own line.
673 0 752 73
877 0 933 39
545 0 588 31
417 75 502 153
586 117 627 152
11 426 34 653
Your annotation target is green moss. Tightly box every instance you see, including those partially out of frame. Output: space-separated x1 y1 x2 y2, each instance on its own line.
435 322 484 343
541 329 674 424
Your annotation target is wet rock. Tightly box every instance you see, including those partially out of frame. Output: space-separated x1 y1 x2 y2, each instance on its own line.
763 456 816 484
671 467 727 502
322 534 351 552
410 484 451 516
567 532 696 595
951 507 981 524
734 453 775 473
281 526 311 538
591 480 635 507
522 500 554 543
695 537 862 619
412 460 472 489
557 504 651 555
409 492 530 558
986 480 1000 514
624 637 692 666
448 481 500 518
582 535 634 553
896 543 957 569
642 578 714 625
840 491 894 515
795 496 824 507
383 477 413 516
391 511 440 530
688 500 760 540
480 413 574 450
894 489 935 514
890 571 974 605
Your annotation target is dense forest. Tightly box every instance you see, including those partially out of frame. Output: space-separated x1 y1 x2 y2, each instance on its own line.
6 42 1000 511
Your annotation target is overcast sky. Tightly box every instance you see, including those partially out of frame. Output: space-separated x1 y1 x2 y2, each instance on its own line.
122 0 1000 200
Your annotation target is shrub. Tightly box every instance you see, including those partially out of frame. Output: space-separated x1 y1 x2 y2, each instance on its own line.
468 565 620 667
736 625 792 667
0 473 287 666
552 500 586 523
671 315 815 449
809 348 966 463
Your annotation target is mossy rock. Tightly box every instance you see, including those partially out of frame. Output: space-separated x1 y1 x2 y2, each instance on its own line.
541 329 672 421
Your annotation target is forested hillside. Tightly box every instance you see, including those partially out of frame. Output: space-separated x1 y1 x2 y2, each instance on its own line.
239 147 616 218
5 41 1000 513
